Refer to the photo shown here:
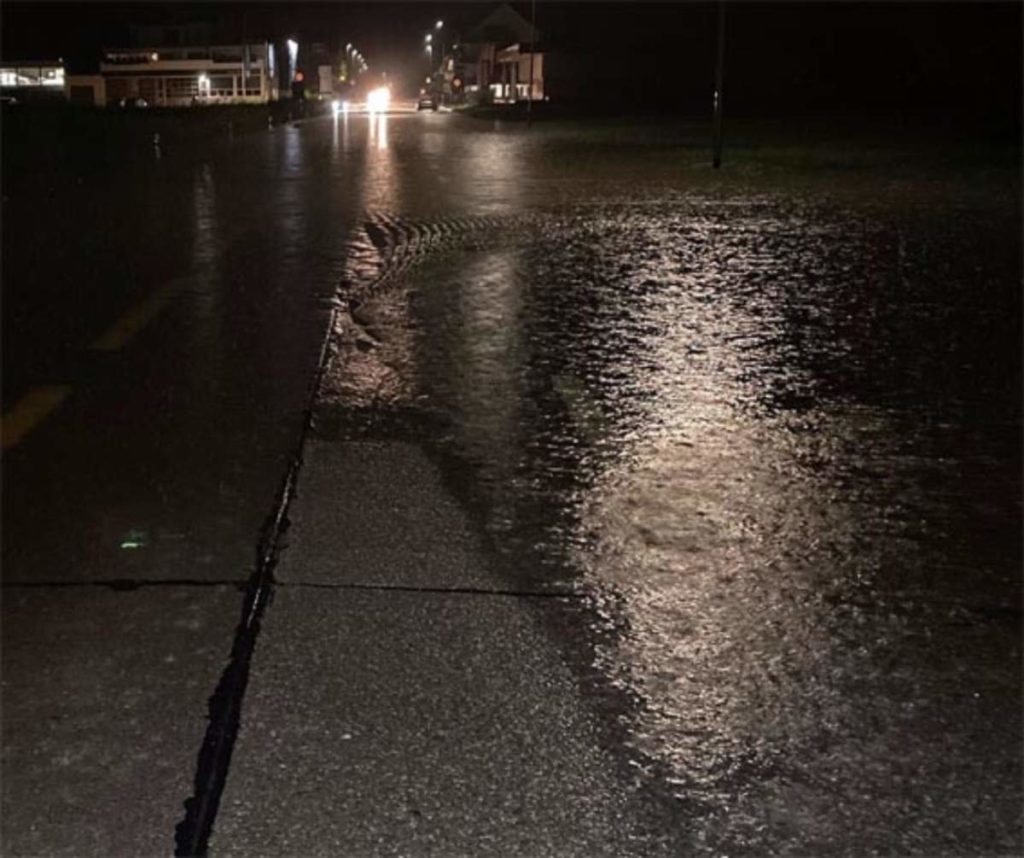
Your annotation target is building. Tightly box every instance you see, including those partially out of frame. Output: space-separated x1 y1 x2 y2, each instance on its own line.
90 43 279 107
451 5 543 104
493 43 543 102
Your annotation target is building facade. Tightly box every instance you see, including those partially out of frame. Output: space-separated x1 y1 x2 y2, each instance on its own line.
452 5 544 104
493 43 543 102
87 43 278 107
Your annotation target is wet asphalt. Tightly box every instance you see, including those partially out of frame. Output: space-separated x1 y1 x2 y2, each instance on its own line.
2 108 1021 856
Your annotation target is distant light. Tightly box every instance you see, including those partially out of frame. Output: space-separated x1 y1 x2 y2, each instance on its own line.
425 34 432 43
120 529 148 550
342 100 350 113
436 20 444 29
332 99 341 115
366 86 390 112
150 52 159 62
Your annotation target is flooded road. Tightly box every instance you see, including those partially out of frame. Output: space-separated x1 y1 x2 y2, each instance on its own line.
316 115 1022 854
3 111 1021 854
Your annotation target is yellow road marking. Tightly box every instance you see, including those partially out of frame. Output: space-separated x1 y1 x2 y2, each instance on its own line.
1 385 71 451
90 279 183 351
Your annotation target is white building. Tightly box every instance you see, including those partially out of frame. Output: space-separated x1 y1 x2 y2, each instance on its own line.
493 43 543 103
86 43 278 107
453 5 544 105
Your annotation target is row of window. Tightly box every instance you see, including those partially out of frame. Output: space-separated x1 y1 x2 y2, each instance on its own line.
0 67 65 88
106 75 264 101
104 50 266 64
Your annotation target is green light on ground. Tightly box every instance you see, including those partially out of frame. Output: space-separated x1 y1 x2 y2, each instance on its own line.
120 529 149 550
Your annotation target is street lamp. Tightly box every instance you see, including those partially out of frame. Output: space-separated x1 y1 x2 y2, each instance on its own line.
343 43 354 83
431 20 446 96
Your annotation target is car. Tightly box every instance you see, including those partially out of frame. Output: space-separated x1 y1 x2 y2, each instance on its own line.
417 94 438 111
118 96 149 109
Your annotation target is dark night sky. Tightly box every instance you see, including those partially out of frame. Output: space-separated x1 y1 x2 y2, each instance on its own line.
2 1 1020 125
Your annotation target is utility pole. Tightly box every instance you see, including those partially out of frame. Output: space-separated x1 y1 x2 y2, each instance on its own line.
241 9 249 98
712 0 726 169
527 0 537 127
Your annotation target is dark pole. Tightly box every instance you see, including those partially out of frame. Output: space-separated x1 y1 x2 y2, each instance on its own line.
527 0 537 127
712 0 726 169
241 9 248 95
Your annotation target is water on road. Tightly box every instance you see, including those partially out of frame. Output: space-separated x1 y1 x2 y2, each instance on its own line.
4 109 1020 855
317 113 1022 854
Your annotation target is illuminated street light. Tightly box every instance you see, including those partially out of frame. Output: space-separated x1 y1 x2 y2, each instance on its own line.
286 38 299 87
425 34 432 43
430 20 446 104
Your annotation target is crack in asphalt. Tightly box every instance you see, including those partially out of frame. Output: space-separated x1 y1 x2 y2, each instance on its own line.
0 579 577 600
170 211 440 855
172 211 532 855
172 301 340 857
276 580 581 599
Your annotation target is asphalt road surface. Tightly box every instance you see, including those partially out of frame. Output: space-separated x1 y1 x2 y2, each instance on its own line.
3 109 1021 856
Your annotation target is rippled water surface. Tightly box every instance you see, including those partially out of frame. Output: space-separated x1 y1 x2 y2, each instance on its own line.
315 117 1021 854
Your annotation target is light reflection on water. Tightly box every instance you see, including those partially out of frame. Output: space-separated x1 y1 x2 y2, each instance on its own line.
309 117 1020 852
398 197 1021 852
363 114 398 214
190 162 218 268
